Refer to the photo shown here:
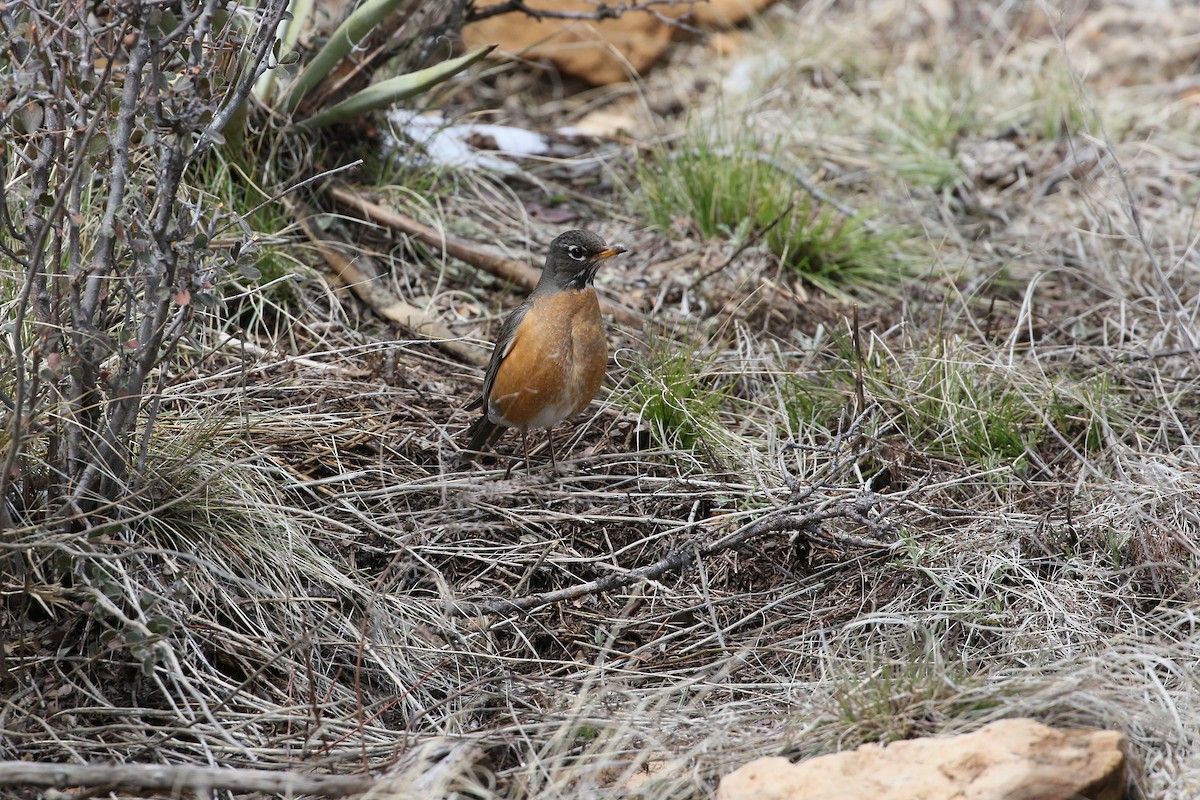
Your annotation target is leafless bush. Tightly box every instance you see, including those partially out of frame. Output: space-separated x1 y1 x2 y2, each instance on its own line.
0 1 288 531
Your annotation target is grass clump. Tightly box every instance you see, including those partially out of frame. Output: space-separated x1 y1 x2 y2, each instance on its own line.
870 62 979 191
637 128 907 297
826 631 982 746
784 334 1121 471
620 333 730 456
189 152 299 308
898 343 1039 467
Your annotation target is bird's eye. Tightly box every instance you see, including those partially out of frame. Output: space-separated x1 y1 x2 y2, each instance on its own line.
566 245 586 261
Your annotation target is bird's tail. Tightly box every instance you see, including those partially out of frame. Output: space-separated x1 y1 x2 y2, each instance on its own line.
464 414 505 454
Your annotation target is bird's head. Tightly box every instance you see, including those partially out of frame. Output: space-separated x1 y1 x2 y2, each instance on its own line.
539 229 627 292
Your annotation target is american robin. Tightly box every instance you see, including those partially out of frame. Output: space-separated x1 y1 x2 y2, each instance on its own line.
464 229 628 468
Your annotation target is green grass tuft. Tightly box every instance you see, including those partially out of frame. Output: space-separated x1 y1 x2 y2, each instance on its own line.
621 332 730 454
190 153 295 300
784 335 1124 471
637 127 910 297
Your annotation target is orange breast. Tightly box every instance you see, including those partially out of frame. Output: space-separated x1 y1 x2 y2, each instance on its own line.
488 288 607 430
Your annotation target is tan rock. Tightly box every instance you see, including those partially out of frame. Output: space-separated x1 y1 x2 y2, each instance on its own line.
688 0 776 28
463 0 778 85
717 718 1126 800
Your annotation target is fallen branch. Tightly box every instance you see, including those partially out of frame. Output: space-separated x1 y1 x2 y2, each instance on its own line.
326 183 642 327
464 0 693 25
0 738 488 797
216 334 373 376
286 196 487 367
449 498 896 617
0 761 371 796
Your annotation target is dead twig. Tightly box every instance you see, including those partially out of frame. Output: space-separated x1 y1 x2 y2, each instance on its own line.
286 195 487 367
449 496 893 617
465 0 694 25
746 151 864 223
695 199 796 285
215 335 373 377
326 183 643 327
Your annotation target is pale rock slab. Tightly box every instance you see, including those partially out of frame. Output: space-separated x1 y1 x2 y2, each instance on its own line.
717 718 1126 800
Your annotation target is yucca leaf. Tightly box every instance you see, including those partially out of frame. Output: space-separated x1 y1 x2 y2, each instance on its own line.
294 44 495 131
283 0 413 115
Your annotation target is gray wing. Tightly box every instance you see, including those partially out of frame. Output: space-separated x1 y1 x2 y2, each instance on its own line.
465 298 532 412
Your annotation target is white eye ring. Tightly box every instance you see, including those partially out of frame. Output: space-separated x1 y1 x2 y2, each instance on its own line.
566 245 587 261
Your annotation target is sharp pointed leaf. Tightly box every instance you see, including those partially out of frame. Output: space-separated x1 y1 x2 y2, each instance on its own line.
283 0 413 114
294 44 496 132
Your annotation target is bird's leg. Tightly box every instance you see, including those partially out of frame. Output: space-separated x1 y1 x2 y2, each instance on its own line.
503 429 529 479
521 428 532 475
546 427 558 469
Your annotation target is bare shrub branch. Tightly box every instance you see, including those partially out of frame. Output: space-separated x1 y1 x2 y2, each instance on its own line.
1 1 288 528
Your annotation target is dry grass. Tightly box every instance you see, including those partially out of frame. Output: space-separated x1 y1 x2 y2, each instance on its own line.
5 0 1200 798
